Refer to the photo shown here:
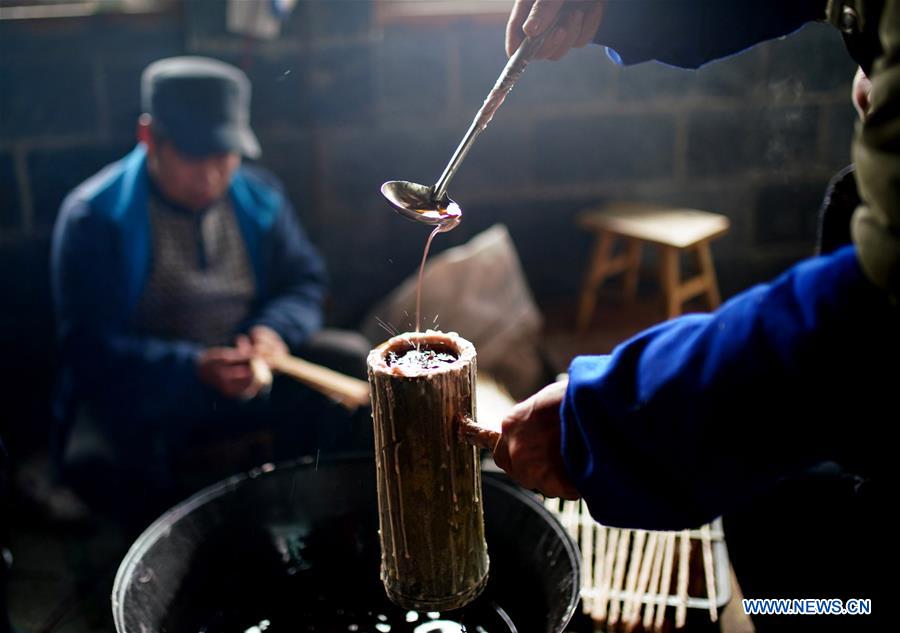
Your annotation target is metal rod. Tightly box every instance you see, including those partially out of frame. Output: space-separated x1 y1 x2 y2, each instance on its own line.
432 25 554 201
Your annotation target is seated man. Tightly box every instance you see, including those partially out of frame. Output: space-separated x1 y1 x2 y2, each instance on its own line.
51 57 370 519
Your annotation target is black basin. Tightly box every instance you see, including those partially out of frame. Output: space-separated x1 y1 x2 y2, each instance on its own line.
112 456 580 633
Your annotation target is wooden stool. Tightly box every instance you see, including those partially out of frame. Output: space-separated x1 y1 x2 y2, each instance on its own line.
576 202 730 332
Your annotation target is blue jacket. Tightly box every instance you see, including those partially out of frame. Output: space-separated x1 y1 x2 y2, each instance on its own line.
593 0 824 69
566 1 898 530
563 246 896 530
50 145 327 451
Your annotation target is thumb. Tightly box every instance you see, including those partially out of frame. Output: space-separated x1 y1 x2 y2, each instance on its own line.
524 0 564 37
492 434 512 473
235 334 254 354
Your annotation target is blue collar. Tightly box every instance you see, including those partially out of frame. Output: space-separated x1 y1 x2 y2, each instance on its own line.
87 144 282 312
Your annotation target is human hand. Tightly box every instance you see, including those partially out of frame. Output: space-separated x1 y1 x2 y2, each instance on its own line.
247 325 289 359
505 0 606 61
197 341 261 399
492 379 580 499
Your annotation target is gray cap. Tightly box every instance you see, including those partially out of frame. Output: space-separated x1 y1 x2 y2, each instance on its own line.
141 56 261 159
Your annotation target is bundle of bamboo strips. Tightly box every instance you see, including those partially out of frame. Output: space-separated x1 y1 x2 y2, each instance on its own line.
544 498 726 632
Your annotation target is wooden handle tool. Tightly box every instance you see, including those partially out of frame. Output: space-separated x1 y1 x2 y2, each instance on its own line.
260 353 371 411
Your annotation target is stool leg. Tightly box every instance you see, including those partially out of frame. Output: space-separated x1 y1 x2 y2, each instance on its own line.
695 242 722 310
659 245 682 320
577 231 616 333
623 238 642 300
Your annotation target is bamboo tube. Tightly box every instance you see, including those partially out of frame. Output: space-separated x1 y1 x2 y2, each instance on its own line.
654 532 677 631
367 331 488 611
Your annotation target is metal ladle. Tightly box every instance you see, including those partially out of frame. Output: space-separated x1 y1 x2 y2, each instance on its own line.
381 17 561 229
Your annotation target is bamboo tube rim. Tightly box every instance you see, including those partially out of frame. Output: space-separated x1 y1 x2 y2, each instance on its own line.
368 330 475 378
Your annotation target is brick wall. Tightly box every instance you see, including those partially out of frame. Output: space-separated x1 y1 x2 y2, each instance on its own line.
0 1 857 445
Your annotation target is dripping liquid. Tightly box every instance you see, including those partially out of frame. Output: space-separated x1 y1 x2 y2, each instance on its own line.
415 225 442 336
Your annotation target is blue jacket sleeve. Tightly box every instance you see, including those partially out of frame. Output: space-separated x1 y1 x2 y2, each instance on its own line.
242 196 328 352
594 0 825 69
51 196 213 426
561 246 896 530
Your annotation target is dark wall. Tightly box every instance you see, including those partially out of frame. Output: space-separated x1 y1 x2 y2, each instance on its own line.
0 1 857 448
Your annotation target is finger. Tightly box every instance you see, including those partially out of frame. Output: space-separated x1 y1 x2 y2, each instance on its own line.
538 24 569 59
203 346 231 359
225 367 253 383
506 0 535 57
524 0 565 38
239 381 263 400
251 326 288 356
492 435 512 473
229 345 254 364
223 373 256 397
552 471 581 500
210 343 253 361
222 364 254 382
547 8 583 60
204 350 247 367
532 378 568 412
249 325 276 343
250 338 273 356
542 480 581 500
574 0 605 48
235 334 253 354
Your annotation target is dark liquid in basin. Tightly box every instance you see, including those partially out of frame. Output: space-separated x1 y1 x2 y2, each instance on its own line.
163 515 516 633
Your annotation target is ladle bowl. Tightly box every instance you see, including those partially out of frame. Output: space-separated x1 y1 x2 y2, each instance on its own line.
381 180 461 229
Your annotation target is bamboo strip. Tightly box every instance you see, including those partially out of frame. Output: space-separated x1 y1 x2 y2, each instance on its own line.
544 496 561 514
621 529 647 623
700 523 718 622
675 529 691 628
607 529 632 626
627 531 659 629
592 527 619 622
654 532 677 631
642 530 667 630
562 500 579 540
592 523 607 618
579 502 595 612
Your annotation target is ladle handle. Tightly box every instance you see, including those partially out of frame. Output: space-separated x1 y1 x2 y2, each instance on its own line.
432 21 559 201
459 415 502 451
